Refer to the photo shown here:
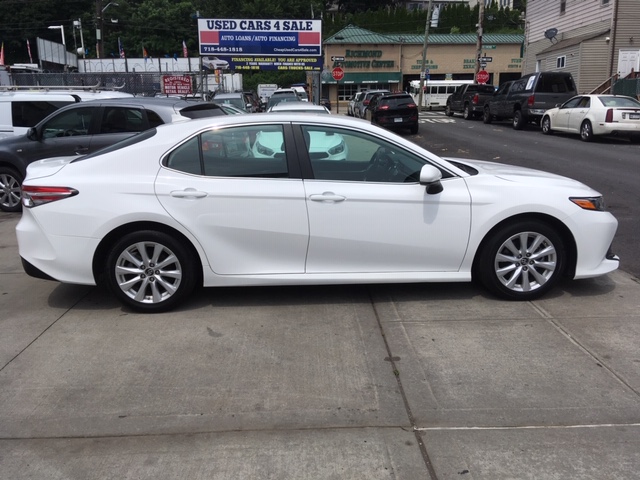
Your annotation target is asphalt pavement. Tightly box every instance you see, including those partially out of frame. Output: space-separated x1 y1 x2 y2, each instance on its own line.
1 208 639 479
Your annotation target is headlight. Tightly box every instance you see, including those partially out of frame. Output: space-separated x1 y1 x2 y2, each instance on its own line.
328 141 345 155
569 196 605 211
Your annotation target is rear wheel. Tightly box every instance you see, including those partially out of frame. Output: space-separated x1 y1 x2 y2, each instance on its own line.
541 116 553 135
580 120 594 142
512 110 525 130
0 166 23 213
105 230 198 313
477 220 565 300
482 106 493 124
410 124 419 134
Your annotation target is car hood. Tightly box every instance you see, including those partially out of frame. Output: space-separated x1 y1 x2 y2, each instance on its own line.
443 157 592 188
24 156 78 179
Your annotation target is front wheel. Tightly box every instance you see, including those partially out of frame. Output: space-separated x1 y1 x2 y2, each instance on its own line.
105 230 198 312
0 166 23 213
476 221 566 300
580 120 594 142
463 104 472 120
541 116 553 135
445 103 453 117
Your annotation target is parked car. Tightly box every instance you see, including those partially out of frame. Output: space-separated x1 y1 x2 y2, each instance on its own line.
445 83 497 120
483 72 577 129
212 92 256 112
541 94 640 142
17 113 618 312
354 89 390 118
266 94 301 110
347 92 364 116
267 103 330 114
365 92 419 134
319 97 331 111
201 56 229 70
0 98 227 212
0 89 134 139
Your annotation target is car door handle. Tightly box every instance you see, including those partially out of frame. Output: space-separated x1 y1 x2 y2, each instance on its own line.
170 189 208 199
309 192 346 203
75 146 89 154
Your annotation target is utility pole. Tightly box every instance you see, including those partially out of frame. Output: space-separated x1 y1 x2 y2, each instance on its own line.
417 0 434 111
474 0 485 82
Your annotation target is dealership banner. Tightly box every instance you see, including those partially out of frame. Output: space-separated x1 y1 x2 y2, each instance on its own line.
198 19 322 57
218 56 322 71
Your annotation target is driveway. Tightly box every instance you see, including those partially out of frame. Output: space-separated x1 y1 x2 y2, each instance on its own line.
1 213 639 479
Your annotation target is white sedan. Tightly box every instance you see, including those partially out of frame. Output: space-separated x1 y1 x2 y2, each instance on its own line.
541 94 640 142
17 114 619 312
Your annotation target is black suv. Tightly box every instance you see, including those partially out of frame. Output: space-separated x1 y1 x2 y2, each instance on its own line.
483 72 577 129
0 98 226 212
366 92 419 134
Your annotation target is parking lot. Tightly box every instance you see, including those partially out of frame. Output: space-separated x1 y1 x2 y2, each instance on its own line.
1 207 639 478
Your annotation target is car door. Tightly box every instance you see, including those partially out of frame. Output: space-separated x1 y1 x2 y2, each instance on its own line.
297 124 472 274
552 96 582 132
566 96 590 133
155 123 309 275
30 105 96 160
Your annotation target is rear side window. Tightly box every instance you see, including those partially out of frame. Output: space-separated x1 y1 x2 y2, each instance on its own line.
100 107 145 134
536 74 576 94
146 109 164 128
11 101 74 127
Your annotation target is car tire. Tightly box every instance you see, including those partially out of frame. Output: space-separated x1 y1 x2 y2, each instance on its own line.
482 106 493 124
410 124 419 134
0 166 24 213
541 116 553 135
580 120 594 142
105 230 198 313
445 103 453 117
477 220 566 301
463 104 472 120
512 110 525 130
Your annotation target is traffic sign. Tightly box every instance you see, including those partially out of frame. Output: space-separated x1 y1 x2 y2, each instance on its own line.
476 70 490 84
481 56 493 62
331 56 345 62
332 66 345 81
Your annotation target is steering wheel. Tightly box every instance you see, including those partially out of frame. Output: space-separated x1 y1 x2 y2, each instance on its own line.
365 147 397 182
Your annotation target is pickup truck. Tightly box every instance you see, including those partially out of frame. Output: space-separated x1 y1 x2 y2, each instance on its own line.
445 83 497 120
482 72 577 129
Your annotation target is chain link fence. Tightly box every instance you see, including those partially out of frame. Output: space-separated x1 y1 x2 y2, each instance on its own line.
9 72 217 98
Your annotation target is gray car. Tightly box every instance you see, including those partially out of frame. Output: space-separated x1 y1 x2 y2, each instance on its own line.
354 89 391 118
0 97 226 212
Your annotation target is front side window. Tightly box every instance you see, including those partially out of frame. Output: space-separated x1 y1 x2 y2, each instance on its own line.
41 106 93 138
302 125 445 183
561 97 582 109
165 125 289 178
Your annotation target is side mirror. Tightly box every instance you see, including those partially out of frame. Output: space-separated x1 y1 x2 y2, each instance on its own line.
419 164 444 194
27 127 38 141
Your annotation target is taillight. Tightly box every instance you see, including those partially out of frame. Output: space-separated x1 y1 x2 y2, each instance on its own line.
605 109 613 122
407 103 417 108
379 105 389 110
527 94 535 107
472 94 479 105
21 186 78 208
363 100 370 105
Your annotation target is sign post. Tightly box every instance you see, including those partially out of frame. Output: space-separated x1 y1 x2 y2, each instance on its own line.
332 66 344 114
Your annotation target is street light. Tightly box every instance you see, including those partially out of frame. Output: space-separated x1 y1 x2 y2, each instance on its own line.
48 25 66 47
96 1 119 59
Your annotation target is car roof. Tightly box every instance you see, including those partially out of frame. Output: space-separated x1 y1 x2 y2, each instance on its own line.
268 103 329 113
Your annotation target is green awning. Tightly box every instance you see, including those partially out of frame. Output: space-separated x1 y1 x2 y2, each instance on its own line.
323 72 402 84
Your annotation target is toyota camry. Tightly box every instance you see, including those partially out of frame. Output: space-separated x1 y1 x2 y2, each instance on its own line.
16 114 619 312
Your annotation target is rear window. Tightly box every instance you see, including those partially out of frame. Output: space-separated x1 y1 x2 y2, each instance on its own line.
380 95 415 107
12 100 74 127
535 74 576 94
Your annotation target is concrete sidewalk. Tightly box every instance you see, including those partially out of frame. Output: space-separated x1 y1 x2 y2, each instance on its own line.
1 212 639 479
